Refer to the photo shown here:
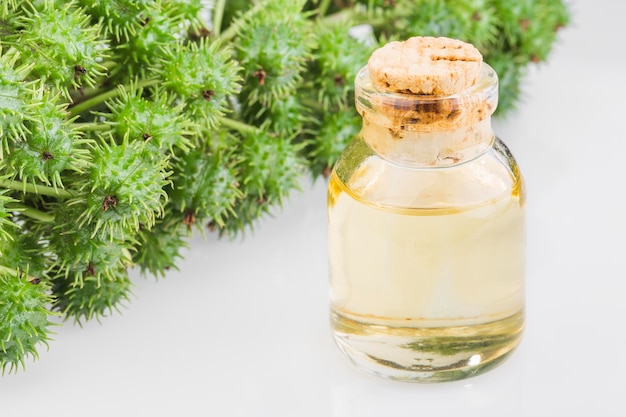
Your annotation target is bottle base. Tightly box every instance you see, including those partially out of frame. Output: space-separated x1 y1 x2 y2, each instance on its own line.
331 309 524 383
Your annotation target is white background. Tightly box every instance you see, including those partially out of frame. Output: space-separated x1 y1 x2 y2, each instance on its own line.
2 1 625 415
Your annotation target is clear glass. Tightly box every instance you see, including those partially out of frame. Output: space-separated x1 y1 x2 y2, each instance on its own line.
328 64 525 382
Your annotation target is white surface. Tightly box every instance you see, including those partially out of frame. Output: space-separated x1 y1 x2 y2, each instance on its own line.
2 2 625 415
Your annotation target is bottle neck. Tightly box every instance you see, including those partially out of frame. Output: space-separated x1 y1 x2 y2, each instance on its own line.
361 116 494 167
354 63 499 168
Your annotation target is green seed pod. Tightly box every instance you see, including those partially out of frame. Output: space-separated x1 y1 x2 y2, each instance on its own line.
239 130 303 203
158 39 242 128
48 203 131 285
306 109 361 178
78 138 170 238
6 87 88 188
13 1 109 97
51 265 132 324
312 20 375 108
169 148 242 228
234 0 314 106
133 211 188 278
219 129 303 234
77 0 157 42
115 9 183 73
103 86 194 154
0 271 55 374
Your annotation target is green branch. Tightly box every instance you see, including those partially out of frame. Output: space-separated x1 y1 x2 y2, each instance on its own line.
318 0 332 17
74 122 111 132
213 0 226 36
219 117 261 135
0 179 73 199
5 203 54 223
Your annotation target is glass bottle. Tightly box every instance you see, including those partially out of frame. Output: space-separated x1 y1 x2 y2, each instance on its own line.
327 43 525 382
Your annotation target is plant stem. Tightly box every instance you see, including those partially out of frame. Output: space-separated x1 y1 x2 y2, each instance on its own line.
74 122 111 132
318 0 332 17
213 0 226 36
219 117 261 135
218 19 238 43
68 78 160 117
0 179 73 199
6 203 54 223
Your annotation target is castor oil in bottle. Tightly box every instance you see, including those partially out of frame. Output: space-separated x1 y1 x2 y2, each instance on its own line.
328 37 525 382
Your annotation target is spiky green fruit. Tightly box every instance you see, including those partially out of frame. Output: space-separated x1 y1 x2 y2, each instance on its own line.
0 271 55 374
6 87 88 187
306 110 361 178
13 2 108 96
221 130 303 233
312 21 375 108
48 204 132 285
78 0 206 44
133 212 188 277
77 0 157 41
78 139 170 238
238 131 303 203
103 86 194 153
51 265 132 323
158 40 242 128
234 0 314 106
169 148 242 228
115 9 183 71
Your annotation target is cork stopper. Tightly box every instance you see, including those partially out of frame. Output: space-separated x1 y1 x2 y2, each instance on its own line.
354 37 498 166
367 36 483 96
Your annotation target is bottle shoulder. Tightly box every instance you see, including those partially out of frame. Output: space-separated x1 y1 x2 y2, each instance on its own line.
332 136 524 211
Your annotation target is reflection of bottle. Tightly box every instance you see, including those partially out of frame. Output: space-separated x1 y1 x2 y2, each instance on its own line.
327 37 525 382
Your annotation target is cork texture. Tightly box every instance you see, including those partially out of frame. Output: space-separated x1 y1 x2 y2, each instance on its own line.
368 36 483 96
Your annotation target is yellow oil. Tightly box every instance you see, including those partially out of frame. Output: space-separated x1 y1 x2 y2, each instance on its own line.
327 152 525 381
